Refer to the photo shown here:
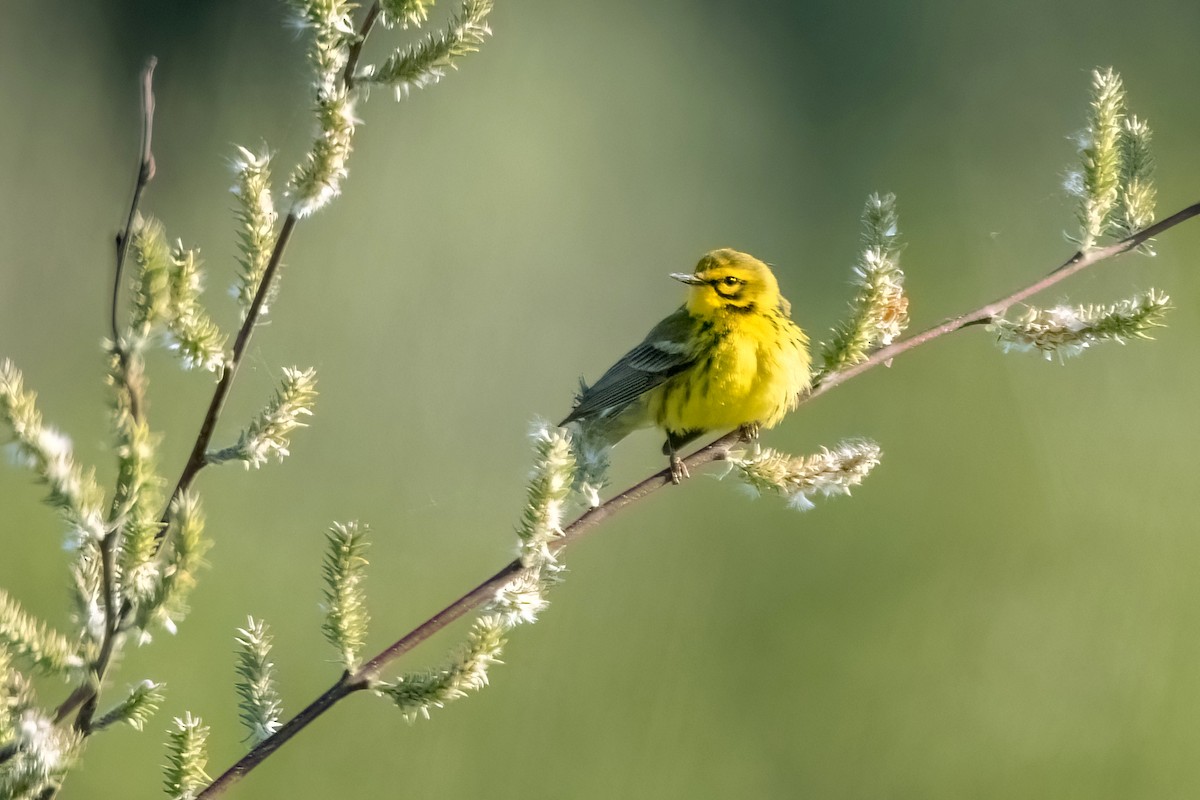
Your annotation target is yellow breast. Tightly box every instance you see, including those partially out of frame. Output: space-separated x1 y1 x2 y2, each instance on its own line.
652 311 810 435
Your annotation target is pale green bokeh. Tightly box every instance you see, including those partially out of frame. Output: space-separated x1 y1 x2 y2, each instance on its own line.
3 1 1200 798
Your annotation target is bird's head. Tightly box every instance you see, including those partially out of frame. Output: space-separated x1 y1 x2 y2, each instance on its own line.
671 249 787 317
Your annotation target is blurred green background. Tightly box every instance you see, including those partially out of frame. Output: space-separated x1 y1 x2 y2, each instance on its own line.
3 1 1200 797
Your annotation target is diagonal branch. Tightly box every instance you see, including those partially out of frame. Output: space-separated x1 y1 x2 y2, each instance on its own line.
159 212 297 527
810 200 1200 398
158 1 383 533
194 200 1200 798
64 0 391 739
343 1 382 90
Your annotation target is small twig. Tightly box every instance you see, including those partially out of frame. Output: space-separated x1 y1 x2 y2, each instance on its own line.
808 201 1200 399
197 470 696 799
107 0 384 742
106 56 157 432
52 684 93 725
111 57 158 349
158 0 382 536
158 212 298 530
193 201 1200 797
78 529 119 733
343 1 382 90
63 57 159 734
196 677 361 798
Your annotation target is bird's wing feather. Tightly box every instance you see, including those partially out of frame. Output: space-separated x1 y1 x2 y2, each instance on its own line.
561 307 698 423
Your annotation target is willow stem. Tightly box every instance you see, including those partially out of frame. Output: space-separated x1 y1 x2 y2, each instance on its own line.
110 57 158 350
157 3 383 532
65 57 158 735
194 200 1200 797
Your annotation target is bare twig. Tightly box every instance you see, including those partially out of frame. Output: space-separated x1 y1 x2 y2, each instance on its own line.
158 1 382 532
196 678 360 797
67 57 159 735
195 201 1200 798
343 1 382 90
110 57 158 350
158 212 297 527
808 201 1200 399
64 0 386 736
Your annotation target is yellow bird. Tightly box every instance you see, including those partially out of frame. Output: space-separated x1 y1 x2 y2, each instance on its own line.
560 249 811 481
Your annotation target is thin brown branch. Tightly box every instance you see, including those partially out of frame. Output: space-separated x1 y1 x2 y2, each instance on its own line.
151 11 391 782
110 57 158 349
351 444 727 684
66 1 371 726
343 1 382 90
158 212 298 529
810 199 1200 398
199 446 721 796
51 0 399 782
65 58 159 734
158 0 383 537
194 201 1200 797
74 0 387 743
196 677 361 798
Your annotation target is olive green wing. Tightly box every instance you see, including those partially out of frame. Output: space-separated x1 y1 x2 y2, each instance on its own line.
561 307 698 424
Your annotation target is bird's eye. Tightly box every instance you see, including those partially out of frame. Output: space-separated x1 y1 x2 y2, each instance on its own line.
722 276 740 287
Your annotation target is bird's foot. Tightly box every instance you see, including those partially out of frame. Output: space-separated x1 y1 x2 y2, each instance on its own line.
669 455 690 484
740 422 761 441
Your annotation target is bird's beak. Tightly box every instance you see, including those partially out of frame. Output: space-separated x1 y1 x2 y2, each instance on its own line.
670 272 705 285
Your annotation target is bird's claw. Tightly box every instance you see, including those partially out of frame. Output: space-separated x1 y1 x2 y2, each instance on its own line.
669 455 690 484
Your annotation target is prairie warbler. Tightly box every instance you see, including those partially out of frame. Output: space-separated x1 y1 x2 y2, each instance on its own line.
561 249 811 482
